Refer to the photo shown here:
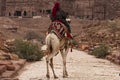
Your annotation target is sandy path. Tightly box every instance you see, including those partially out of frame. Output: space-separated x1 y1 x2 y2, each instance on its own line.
17 49 120 80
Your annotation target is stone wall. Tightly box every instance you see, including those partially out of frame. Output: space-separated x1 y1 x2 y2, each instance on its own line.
74 0 94 19
0 0 120 19
60 0 95 19
5 0 53 17
6 0 40 17
60 0 75 15
61 0 120 20
93 0 106 20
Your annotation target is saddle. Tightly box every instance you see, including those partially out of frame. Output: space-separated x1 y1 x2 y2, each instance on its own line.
48 20 67 40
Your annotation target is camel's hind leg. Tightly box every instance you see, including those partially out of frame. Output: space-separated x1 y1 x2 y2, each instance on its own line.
46 52 58 79
46 58 50 78
50 58 58 79
60 49 69 78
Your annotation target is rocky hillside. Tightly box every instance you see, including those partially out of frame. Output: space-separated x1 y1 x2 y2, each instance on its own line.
75 19 120 50
0 16 120 49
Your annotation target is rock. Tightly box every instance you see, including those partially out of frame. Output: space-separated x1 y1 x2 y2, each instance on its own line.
0 37 8 48
12 59 26 67
106 55 112 61
114 59 120 65
6 65 15 71
111 58 116 62
1 71 17 78
111 50 120 58
14 64 21 71
0 60 12 65
117 55 120 60
0 50 19 60
111 53 117 58
0 50 7 55
0 59 25 79
0 55 7 60
8 53 19 60
80 44 89 51
0 37 9 52
3 25 18 33
0 65 6 74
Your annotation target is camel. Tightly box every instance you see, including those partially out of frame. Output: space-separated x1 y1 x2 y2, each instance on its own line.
45 21 72 79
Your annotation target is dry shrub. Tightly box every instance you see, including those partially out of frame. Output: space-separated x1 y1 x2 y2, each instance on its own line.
91 44 109 58
13 39 44 61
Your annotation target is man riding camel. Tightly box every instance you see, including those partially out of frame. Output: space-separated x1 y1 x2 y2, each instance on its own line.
50 1 73 39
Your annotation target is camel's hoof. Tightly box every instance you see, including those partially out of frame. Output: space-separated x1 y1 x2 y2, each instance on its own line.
46 74 50 78
54 76 58 79
63 75 68 78
65 71 68 76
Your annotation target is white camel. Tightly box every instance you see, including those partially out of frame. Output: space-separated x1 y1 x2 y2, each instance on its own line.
45 21 72 79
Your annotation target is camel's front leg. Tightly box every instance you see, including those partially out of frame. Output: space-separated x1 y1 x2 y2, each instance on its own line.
63 56 68 78
60 49 69 78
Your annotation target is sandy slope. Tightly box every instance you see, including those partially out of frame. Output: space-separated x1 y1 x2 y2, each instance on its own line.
17 49 120 80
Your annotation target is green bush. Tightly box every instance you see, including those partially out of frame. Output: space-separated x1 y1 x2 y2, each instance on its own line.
91 44 109 58
13 39 44 61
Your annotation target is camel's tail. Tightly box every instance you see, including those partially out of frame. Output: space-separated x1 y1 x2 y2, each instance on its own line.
49 40 53 53
46 38 53 54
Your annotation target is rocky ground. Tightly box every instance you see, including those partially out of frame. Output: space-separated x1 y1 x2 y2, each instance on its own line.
17 49 120 80
0 59 26 80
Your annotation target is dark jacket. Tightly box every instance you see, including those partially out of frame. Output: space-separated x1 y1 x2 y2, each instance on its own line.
50 9 67 22
50 9 71 33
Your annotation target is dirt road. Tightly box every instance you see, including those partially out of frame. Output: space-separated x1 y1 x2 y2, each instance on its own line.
17 49 120 80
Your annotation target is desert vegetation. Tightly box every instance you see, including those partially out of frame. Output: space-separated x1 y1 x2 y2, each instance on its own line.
13 39 44 61
91 44 109 58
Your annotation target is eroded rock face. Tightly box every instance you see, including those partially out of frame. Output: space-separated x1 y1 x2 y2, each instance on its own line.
0 34 19 60
0 50 19 60
0 59 26 80
0 33 8 52
106 50 120 65
0 37 26 79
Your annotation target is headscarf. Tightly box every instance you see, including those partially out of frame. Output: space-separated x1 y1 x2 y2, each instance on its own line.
52 2 60 17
